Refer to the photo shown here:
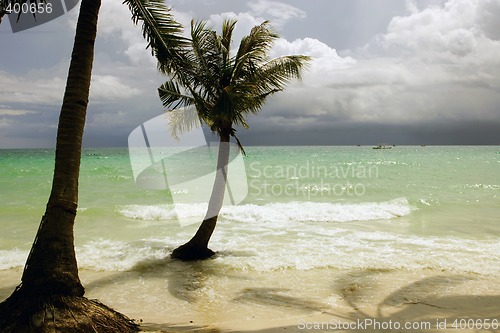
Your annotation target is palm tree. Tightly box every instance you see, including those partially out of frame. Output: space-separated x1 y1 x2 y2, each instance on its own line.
159 19 310 260
0 0 185 331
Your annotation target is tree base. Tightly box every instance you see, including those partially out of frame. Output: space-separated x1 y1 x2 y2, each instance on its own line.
171 242 216 261
0 289 139 333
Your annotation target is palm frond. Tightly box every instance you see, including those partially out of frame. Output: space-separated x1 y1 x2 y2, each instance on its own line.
123 0 188 75
229 128 246 156
190 20 212 77
220 19 237 61
237 21 278 62
167 107 202 140
232 21 279 83
247 55 311 95
158 80 195 110
187 20 227 103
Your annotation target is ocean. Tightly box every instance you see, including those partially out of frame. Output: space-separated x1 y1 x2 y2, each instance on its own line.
0 146 499 327
1 146 498 273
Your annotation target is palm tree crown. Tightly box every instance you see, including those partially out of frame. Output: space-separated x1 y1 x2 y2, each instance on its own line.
158 19 310 141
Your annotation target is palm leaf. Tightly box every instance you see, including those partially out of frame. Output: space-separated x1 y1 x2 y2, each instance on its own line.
232 21 279 82
247 55 311 95
167 107 202 140
158 80 195 110
220 19 237 63
123 0 188 75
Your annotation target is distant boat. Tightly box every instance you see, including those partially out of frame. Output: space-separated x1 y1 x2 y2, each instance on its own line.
373 144 392 149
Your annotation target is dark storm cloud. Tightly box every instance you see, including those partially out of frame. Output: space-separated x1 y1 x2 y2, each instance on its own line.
237 119 500 146
1 0 499 148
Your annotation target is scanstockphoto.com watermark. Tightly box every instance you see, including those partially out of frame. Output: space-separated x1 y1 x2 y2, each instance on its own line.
298 318 433 331
248 161 379 199
297 318 500 331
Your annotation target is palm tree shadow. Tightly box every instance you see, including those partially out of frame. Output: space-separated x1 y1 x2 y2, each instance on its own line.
333 268 391 315
83 249 253 303
390 294 500 320
229 270 389 324
234 287 332 314
137 257 216 303
378 275 471 308
330 269 500 332
74 260 500 332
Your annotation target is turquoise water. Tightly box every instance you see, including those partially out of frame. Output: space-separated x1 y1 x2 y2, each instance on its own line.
0 146 499 274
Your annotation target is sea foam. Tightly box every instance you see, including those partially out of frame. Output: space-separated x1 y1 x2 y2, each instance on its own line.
117 197 411 224
220 197 411 224
117 203 208 220
1 198 498 275
0 249 28 270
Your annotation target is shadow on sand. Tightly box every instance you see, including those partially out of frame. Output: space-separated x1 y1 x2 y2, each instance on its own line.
81 255 500 332
2 256 499 332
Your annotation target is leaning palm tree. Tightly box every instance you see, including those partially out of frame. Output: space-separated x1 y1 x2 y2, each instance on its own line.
160 19 310 260
0 0 185 331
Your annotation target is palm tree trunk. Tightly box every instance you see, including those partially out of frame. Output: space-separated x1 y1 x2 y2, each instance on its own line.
0 0 138 331
20 0 102 299
171 125 231 260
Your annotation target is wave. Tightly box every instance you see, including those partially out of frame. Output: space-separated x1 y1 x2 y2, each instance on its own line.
77 239 169 271
0 249 28 270
221 198 411 224
117 197 412 223
118 204 178 220
1 231 499 275
2 198 497 275
2 233 498 275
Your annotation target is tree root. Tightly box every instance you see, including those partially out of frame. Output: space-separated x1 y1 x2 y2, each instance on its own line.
0 289 139 333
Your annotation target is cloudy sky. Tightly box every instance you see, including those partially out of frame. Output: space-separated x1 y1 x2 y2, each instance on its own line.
1 0 499 148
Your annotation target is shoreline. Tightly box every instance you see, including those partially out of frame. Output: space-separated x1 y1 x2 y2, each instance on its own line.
2 267 499 332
